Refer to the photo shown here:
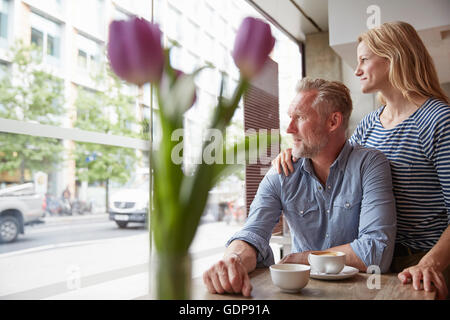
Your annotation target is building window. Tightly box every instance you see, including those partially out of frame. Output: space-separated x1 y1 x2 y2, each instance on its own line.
46 34 59 58
77 49 87 68
0 0 9 44
30 12 62 66
31 28 44 48
76 34 102 75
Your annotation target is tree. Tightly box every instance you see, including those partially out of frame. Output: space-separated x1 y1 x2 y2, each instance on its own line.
73 63 140 211
0 41 64 183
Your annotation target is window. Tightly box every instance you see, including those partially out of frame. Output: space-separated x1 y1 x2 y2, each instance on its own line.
46 34 59 58
77 49 87 69
30 13 62 66
31 28 44 48
0 0 302 300
0 0 9 45
0 0 153 301
76 34 102 75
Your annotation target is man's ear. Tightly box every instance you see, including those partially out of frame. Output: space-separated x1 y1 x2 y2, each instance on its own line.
328 112 343 132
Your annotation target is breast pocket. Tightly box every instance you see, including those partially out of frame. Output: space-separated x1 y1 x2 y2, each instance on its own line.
284 201 321 231
332 196 361 236
284 201 319 217
283 200 322 249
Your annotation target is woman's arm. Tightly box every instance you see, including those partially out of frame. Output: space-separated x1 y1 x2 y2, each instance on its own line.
398 226 450 300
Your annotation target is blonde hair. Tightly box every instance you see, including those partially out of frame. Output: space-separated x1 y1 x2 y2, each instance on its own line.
296 77 353 130
358 21 449 105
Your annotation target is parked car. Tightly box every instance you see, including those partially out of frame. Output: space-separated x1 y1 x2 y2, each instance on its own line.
109 172 149 229
0 183 45 243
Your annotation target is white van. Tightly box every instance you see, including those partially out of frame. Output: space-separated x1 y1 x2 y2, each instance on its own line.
108 170 149 228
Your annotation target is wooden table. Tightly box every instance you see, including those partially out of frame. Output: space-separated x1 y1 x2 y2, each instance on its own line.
192 268 436 300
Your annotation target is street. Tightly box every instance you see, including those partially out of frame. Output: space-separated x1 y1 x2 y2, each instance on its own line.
0 214 242 299
0 214 147 255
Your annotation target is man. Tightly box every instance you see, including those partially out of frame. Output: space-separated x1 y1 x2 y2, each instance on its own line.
203 78 397 296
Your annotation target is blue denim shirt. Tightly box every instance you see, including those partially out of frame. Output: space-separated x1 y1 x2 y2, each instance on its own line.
227 141 397 273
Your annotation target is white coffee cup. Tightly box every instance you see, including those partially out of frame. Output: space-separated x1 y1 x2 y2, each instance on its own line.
269 264 310 292
308 251 346 274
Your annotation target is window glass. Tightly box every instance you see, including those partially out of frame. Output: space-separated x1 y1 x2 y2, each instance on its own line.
30 12 62 66
153 0 303 277
31 28 44 48
0 0 302 299
76 34 102 75
77 49 87 69
0 133 150 299
0 0 152 300
0 0 8 40
46 34 59 58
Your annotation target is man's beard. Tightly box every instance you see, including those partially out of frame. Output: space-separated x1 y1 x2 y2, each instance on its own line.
291 131 329 159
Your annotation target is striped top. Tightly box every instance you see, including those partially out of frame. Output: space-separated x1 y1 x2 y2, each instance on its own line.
350 98 450 250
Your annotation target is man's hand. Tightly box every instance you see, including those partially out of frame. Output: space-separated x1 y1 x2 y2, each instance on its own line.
398 263 448 300
271 148 298 176
203 253 253 297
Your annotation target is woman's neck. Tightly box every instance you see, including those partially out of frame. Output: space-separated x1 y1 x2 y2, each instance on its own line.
381 87 427 120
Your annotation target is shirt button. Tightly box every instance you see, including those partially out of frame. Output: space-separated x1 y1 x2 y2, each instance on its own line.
345 202 350 208
326 209 330 214
327 186 331 190
326 233 329 237
300 210 304 214
318 186 323 191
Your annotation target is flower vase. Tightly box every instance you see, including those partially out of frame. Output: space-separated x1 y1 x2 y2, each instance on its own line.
150 251 192 300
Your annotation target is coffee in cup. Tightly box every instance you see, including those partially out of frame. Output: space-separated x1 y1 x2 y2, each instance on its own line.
311 251 339 256
308 251 346 274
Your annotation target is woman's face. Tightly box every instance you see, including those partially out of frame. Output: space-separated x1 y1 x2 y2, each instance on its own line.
354 41 390 93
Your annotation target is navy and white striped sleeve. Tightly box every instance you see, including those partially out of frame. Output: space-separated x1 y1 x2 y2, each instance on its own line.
421 103 450 223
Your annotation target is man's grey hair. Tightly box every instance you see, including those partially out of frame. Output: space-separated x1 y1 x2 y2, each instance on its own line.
295 77 353 130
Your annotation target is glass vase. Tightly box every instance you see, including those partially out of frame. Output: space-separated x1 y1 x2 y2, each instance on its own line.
150 251 192 300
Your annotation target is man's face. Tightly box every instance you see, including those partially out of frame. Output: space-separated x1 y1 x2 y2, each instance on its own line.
286 91 329 159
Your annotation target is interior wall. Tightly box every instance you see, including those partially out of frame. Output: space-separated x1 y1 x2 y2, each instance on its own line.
305 32 341 81
442 82 450 100
305 32 376 138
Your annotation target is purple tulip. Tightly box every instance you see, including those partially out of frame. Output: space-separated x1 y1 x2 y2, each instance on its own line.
107 17 164 85
232 17 275 79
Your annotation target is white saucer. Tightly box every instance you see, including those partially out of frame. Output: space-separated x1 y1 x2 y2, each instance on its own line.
310 266 359 280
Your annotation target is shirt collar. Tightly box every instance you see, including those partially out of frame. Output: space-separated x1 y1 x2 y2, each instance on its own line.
300 140 352 175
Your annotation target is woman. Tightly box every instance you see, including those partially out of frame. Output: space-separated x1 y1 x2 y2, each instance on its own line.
272 21 450 299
